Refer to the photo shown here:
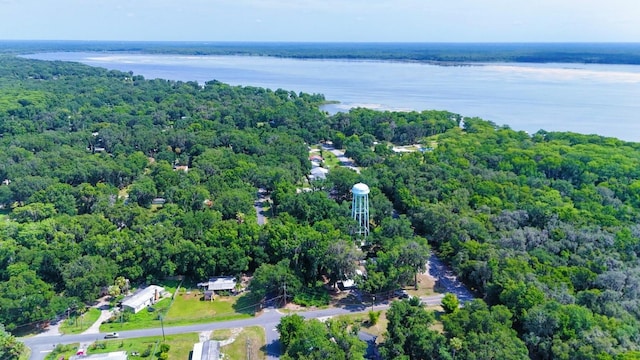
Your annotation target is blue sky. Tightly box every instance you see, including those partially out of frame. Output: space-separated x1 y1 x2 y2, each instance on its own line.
1 0 638 42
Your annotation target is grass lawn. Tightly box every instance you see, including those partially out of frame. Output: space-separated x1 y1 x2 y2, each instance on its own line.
321 151 341 169
165 292 254 325
310 144 341 169
100 298 172 332
90 333 198 360
405 272 437 298
59 308 102 334
217 326 266 360
100 291 253 332
45 343 79 360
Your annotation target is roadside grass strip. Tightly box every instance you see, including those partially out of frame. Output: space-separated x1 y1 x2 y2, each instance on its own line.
215 326 266 360
91 333 198 360
59 308 102 334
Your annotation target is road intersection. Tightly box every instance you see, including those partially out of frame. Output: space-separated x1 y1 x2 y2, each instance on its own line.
22 293 450 360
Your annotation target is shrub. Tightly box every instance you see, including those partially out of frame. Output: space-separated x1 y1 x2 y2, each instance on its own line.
292 285 330 307
441 293 460 314
159 343 170 353
368 310 381 325
141 345 152 358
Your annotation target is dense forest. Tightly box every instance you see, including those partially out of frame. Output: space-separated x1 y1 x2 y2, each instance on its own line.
1 55 640 359
3 41 640 64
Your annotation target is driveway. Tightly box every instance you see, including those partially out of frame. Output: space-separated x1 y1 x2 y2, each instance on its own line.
255 187 269 225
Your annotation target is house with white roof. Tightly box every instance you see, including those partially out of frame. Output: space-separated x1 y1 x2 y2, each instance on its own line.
198 277 237 301
121 285 165 313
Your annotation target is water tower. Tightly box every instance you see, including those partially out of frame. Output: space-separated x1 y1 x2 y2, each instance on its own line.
351 183 370 237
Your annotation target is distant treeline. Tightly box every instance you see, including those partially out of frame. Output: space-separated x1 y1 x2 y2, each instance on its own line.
3 40 640 64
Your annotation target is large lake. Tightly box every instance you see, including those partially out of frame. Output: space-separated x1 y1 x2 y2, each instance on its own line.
25 52 640 142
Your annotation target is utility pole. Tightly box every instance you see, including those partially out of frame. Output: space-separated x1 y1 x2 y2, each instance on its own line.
159 314 166 341
283 282 287 306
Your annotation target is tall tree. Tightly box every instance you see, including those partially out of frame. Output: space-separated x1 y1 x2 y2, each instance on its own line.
324 239 363 289
62 255 117 302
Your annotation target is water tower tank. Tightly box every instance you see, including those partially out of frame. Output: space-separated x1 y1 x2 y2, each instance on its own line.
351 183 370 237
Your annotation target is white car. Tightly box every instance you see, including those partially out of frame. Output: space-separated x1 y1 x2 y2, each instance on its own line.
104 332 119 339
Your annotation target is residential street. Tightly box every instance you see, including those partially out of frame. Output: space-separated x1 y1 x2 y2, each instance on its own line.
255 187 268 225
22 294 451 360
23 144 476 360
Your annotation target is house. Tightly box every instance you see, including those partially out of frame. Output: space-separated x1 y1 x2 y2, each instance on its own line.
309 166 329 181
198 277 237 301
121 285 165 313
192 340 220 360
70 351 128 360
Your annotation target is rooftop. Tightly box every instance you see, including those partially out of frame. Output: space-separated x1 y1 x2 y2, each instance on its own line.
122 285 164 309
198 277 237 291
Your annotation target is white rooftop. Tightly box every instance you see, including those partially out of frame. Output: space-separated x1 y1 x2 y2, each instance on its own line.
122 285 164 309
199 277 237 291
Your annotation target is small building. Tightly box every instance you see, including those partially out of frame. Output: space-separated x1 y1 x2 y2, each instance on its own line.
198 277 237 301
121 285 165 313
70 351 128 360
309 166 329 181
192 340 220 360
151 198 166 205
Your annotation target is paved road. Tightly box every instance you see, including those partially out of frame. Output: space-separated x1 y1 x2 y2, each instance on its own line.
22 294 450 360
255 187 268 225
427 254 475 303
26 145 475 359
321 144 360 173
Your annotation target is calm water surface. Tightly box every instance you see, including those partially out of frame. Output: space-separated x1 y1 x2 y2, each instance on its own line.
25 52 640 141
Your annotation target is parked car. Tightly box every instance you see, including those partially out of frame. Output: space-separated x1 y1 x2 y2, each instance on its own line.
394 289 409 299
104 332 119 339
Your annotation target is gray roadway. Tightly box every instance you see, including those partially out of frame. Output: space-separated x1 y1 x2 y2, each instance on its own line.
22 294 450 360
25 148 473 359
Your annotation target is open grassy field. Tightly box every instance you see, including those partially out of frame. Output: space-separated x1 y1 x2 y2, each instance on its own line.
59 308 101 334
90 333 198 360
165 291 254 325
100 290 254 332
216 326 266 360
